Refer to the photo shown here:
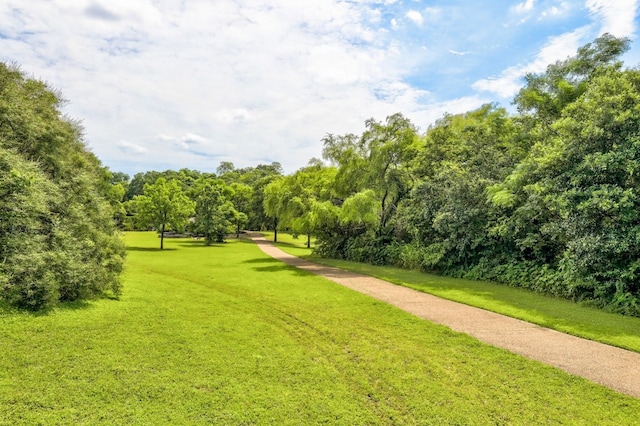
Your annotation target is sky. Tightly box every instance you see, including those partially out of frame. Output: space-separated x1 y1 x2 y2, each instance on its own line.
1 0 639 177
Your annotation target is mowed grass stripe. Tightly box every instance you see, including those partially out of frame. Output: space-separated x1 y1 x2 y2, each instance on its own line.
0 232 638 425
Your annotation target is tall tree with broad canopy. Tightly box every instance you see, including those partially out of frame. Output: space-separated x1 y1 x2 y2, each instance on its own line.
319 113 419 262
134 178 195 249
262 177 292 243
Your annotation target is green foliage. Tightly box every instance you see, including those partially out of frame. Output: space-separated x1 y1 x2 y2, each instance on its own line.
485 67 640 314
133 177 195 249
0 63 125 310
305 36 640 316
514 33 630 122
323 113 419 237
217 161 283 230
191 177 237 244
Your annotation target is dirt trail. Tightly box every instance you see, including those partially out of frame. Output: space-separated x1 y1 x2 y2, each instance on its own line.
249 235 640 399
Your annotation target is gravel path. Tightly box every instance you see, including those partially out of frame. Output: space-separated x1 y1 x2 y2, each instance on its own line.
250 235 640 399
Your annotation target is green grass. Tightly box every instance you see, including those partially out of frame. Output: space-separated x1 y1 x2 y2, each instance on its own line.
264 232 640 354
260 230 317 257
1 232 639 424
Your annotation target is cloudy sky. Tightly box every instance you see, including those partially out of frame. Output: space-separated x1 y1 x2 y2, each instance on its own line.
1 1 639 176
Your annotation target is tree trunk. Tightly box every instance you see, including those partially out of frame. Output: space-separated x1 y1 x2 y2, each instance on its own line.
274 218 278 243
160 222 165 250
307 233 311 249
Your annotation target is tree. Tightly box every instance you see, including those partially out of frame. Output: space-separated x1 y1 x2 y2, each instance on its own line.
514 33 630 124
134 178 195 249
216 161 235 176
323 113 418 237
318 113 419 261
230 182 252 237
192 178 237 244
262 177 291 242
0 62 125 310
287 163 338 248
490 67 640 314
397 104 521 270
0 148 59 309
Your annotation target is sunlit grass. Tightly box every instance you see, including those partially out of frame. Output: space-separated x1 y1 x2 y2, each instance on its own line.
260 230 316 257
1 232 638 424
267 232 640 353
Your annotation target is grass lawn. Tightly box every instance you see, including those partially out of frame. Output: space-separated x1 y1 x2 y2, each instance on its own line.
261 231 640 354
0 232 639 424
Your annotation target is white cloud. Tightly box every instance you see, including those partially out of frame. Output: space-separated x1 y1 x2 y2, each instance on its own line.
586 0 638 37
215 109 253 124
0 1 638 175
423 7 442 21
118 141 148 155
538 2 571 20
157 133 210 151
181 133 209 147
0 0 416 172
406 10 424 25
512 0 536 14
472 29 587 99
540 6 560 19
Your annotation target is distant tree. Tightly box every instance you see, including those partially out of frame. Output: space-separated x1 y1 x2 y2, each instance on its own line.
192 178 237 244
286 163 338 248
110 171 130 185
263 178 291 242
216 161 235 176
125 171 161 201
134 178 195 249
230 182 252 236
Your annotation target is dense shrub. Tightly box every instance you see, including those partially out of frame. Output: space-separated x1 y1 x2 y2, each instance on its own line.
0 63 125 310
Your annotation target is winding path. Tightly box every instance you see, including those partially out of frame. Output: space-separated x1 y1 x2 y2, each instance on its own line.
249 235 640 399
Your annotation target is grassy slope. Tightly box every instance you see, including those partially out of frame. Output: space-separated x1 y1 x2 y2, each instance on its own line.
261 231 640 353
0 232 638 424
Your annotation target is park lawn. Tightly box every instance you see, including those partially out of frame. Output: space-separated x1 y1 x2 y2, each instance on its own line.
0 232 639 424
264 232 640 354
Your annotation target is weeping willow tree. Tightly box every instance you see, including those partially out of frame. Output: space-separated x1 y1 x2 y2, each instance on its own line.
0 63 125 310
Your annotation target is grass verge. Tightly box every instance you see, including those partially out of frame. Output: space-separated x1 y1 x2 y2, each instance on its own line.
0 232 638 424
262 231 640 354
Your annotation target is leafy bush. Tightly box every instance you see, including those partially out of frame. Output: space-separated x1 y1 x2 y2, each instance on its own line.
0 63 125 310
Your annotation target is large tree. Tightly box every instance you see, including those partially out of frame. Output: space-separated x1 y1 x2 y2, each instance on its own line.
192 178 237 244
134 178 195 249
0 62 125 309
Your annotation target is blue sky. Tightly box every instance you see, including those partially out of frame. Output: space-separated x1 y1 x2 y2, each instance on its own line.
1 0 639 176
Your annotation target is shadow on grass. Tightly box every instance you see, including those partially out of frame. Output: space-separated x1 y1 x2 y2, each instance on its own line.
0 298 98 317
242 257 282 264
273 241 311 250
252 264 311 276
177 241 225 249
127 246 177 252
55 299 96 312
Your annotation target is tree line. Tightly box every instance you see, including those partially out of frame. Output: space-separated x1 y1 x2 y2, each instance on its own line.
5 34 640 316
122 34 640 316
